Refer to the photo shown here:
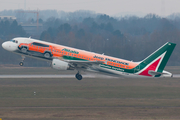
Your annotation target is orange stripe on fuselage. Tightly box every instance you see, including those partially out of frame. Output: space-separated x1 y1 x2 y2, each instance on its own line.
30 39 138 69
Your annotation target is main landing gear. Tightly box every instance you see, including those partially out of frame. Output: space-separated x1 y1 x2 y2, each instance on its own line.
75 72 82 80
19 62 23 66
19 56 25 66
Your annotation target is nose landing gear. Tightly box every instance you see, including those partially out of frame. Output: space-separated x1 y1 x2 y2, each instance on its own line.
75 72 82 80
19 56 25 66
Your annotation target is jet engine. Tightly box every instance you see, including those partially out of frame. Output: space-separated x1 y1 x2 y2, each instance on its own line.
51 59 73 70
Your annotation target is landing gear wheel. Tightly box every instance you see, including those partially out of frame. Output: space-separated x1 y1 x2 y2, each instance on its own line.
19 62 23 66
44 52 51 58
21 47 27 53
75 73 82 80
19 56 25 66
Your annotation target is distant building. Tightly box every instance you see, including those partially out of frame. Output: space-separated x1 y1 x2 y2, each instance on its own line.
0 16 16 21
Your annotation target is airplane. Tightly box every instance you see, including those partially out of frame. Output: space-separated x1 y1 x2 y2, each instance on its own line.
2 37 176 80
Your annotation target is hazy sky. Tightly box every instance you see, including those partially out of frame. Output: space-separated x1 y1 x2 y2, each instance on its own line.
0 0 180 16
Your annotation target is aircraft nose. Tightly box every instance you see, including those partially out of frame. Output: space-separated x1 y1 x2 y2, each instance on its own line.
2 41 18 51
2 42 8 50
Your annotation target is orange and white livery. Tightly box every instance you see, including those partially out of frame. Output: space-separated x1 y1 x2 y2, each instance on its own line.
2 37 176 80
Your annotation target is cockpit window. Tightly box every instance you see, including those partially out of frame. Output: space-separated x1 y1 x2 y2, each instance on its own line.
10 40 18 43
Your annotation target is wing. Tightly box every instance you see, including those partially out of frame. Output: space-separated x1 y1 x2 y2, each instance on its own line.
63 59 122 77
64 60 105 69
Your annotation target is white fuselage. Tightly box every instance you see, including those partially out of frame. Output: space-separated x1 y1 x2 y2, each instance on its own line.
2 37 173 78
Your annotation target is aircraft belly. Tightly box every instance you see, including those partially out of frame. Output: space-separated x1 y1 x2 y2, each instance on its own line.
88 65 128 77
86 65 148 78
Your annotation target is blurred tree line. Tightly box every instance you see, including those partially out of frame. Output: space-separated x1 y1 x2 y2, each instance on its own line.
1 12 180 66
40 14 180 66
0 20 26 40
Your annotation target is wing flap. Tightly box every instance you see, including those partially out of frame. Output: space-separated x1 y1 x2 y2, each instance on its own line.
64 60 105 68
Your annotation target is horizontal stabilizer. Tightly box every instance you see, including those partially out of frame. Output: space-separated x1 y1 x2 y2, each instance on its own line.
148 70 171 76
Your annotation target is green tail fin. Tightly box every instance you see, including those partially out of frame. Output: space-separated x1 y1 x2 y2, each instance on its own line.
137 42 176 76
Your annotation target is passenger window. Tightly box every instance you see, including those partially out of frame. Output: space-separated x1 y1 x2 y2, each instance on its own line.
32 42 49 47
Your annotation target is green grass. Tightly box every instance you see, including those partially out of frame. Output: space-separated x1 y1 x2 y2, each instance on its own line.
0 66 180 119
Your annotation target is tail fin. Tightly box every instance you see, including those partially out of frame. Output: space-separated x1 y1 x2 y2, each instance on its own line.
137 42 176 77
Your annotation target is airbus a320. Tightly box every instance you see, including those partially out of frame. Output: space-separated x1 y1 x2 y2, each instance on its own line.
2 37 176 80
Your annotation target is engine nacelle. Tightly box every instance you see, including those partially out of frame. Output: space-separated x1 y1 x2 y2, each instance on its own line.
51 59 71 70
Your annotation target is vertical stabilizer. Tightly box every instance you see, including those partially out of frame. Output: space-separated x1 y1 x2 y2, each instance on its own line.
136 42 176 77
